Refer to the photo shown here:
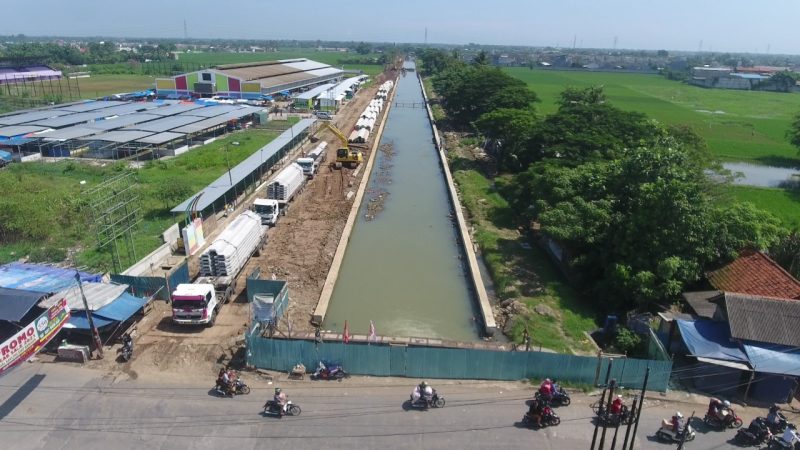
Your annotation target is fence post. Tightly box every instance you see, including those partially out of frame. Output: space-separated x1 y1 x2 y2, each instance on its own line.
594 350 604 385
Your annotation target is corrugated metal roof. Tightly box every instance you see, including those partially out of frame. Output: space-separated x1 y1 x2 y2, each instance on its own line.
720 293 800 347
55 100 126 112
136 131 184 144
32 111 113 128
41 282 128 311
0 109 71 126
125 114 203 132
185 104 243 118
682 290 722 319
80 130 153 143
281 59 330 71
170 106 262 134
37 126 101 141
294 83 336 101
0 125 49 137
84 113 160 130
147 103 205 116
172 118 315 213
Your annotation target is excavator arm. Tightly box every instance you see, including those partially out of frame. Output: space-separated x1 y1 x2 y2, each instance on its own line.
321 121 363 166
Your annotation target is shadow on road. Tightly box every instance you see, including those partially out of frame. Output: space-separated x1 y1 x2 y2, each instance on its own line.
0 373 45 420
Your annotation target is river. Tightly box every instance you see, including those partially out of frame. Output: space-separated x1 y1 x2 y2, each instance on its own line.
322 65 480 341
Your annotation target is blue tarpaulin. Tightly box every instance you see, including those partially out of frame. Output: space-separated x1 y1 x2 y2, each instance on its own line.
66 292 148 329
0 287 45 322
0 263 102 293
744 342 800 376
677 319 749 362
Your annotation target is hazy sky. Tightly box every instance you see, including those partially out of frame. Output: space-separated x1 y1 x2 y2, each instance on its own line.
4 0 799 54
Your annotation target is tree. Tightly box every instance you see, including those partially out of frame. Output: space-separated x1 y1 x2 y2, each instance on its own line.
354 42 372 55
475 108 538 171
472 50 490 66
787 112 800 151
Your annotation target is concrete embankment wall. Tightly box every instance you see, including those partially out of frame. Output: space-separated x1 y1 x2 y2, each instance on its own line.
417 74 497 336
312 80 399 325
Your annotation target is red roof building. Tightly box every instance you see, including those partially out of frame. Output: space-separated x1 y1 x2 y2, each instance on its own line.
706 250 800 300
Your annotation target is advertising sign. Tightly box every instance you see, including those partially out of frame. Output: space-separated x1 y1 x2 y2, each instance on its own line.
0 298 70 377
182 217 205 256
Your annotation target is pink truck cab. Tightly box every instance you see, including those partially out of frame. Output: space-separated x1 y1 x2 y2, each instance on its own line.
171 283 219 326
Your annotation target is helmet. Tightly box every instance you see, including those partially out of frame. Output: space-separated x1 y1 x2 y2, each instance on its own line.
275 388 281 394
723 400 731 408
545 378 551 383
676 411 684 418
420 381 428 387
617 395 623 399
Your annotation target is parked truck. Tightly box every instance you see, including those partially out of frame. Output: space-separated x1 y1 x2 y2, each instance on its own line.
266 162 305 204
171 210 265 326
296 142 328 178
252 198 280 226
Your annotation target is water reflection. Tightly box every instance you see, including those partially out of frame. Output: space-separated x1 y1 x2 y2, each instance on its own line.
721 162 800 188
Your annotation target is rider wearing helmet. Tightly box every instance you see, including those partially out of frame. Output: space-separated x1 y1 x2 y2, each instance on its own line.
274 387 287 415
767 404 781 428
419 381 433 402
672 411 684 433
610 394 624 415
539 378 553 400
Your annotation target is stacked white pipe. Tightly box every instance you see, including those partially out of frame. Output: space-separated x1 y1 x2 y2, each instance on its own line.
307 141 328 162
267 163 305 203
199 210 264 277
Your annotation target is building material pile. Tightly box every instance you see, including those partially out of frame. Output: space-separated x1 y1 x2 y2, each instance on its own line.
199 210 264 277
348 87 392 143
266 162 305 203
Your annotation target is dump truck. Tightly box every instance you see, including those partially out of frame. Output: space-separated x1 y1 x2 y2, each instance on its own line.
172 210 265 326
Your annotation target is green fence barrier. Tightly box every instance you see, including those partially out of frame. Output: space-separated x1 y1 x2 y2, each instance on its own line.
246 334 672 391
110 262 189 301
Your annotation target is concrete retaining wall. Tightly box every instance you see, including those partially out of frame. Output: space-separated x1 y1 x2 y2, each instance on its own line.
122 242 173 276
312 80 399 325
418 74 497 336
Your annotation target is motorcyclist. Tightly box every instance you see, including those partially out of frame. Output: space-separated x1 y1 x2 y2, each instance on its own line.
610 395 624 415
419 381 433 403
719 400 732 420
672 411 685 434
528 398 544 427
745 417 771 441
539 378 554 400
221 369 231 394
273 388 287 415
707 397 722 418
781 425 799 447
767 404 782 428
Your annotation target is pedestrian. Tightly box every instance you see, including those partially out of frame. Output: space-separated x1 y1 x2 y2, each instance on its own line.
523 328 531 352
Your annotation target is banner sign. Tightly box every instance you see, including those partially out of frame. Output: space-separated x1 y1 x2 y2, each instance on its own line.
0 298 70 377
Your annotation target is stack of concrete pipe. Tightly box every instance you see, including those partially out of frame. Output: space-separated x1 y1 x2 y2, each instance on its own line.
199 210 264 277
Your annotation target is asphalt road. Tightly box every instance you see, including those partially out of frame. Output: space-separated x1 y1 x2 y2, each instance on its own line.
0 363 760 450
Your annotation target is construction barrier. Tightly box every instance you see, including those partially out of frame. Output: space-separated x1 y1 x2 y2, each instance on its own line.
110 261 190 301
245 335 672 391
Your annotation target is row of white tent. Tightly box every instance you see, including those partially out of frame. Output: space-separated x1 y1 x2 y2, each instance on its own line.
348 84 394 143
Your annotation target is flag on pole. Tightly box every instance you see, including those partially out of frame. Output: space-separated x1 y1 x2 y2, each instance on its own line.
343 320 350 344
368 320 376 342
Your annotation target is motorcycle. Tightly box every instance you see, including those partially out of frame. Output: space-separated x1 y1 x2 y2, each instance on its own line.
263 399 301 417
535 386 571 407
767 433 800 450
766 413 793 434
597 405 633 427
736 419 773 447
522 407 561 428
409 389 446 409
119 333 133 362
656 421 696 443
310 361 349 381
214 378 251 397
704 408 743 429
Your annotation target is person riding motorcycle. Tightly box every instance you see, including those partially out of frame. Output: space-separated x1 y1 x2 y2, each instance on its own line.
767 404 782 427
610 395 624 415
539 378 554 400
744 417 771 442
672 411 685 434
528 398 544 427
412 381 433 405
780 425 799 447
273 387 288 415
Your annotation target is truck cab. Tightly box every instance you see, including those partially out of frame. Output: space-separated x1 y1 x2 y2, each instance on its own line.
252 198 280 226
171 283 219 326
296 157 318 178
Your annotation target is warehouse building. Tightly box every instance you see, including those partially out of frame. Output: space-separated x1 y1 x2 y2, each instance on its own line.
155 59 344 100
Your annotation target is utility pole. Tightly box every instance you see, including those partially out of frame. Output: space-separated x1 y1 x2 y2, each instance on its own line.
591 358 614 450
76 271 103 359
621 397 638 450
598 379 617 450
627 367 649 450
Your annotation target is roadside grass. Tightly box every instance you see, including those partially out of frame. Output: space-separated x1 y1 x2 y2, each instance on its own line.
505 68 800 166
720 185 800 230
450 154 596 354
0 129 279 271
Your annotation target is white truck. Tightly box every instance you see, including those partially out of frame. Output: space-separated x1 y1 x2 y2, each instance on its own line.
267 162 305 204
172 211 265 326
252 198 280 226
296 142 328 179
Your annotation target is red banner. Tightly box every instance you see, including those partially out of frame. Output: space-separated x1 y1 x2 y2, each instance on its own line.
0 298 70 377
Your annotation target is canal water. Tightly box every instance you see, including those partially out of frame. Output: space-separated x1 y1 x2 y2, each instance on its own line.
323 66 480 341
722 162 800 188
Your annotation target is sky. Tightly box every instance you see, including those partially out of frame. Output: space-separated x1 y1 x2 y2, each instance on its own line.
4 0 800 54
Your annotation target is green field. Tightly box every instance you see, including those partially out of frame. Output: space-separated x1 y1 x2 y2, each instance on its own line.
505 68 800 167
0 129 278 270
722 185 800 230
179 50 385 77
